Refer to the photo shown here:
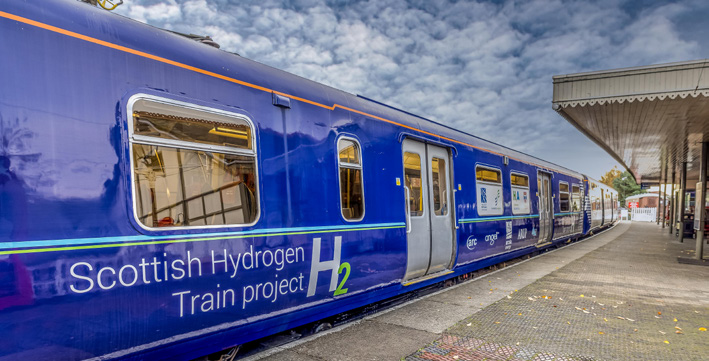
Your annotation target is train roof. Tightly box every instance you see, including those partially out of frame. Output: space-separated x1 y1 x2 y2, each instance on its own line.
10 1 584 179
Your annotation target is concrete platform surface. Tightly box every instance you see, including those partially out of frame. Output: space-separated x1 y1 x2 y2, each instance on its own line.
248 222 709 361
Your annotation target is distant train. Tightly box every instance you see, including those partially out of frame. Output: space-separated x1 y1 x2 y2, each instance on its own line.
0 1 618 360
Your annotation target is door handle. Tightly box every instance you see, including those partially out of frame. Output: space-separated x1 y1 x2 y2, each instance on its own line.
404 185 412 233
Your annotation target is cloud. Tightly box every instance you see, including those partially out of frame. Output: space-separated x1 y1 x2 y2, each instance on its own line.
114 0 705 179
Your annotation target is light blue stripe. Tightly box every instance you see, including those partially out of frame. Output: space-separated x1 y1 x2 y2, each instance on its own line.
459 214 539 223
0 222 405 251
554 212 582 216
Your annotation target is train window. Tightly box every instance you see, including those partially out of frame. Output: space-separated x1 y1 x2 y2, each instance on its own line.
431 158 448 216
129 96 258 229
572 184 582 211
475 165 503 216
510 172 530 215
476 168 500 183
338 138 364 221
132 100 252 150
559 182 570 212
511 174 529 187
404 152 423 217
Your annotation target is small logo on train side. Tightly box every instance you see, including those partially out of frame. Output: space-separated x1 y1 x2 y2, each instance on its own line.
485 232 499 246
466 236 478 250
481 188 487 203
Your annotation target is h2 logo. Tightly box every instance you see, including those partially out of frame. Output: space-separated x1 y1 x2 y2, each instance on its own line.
307 237 351 297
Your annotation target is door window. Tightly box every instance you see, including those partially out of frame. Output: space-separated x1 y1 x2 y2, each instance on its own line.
404 152 424 217
431 158 448 216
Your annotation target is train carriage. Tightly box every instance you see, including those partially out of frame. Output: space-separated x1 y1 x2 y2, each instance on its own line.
0 1 617 360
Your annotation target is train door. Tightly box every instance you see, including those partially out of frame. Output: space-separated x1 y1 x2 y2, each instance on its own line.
537 172 553 244
402 139 455 280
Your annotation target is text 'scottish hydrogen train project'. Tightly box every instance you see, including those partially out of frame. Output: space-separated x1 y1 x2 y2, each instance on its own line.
0 1 619 360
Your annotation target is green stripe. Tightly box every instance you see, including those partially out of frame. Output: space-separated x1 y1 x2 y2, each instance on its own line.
0 225 405 256
459 215 539 224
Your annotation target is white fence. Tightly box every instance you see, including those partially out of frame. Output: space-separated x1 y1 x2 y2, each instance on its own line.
631 207 656 222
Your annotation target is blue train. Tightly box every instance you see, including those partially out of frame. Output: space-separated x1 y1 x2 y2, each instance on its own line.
0 1 618 360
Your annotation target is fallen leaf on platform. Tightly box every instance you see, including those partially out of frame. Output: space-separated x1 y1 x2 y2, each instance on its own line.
553 305 557 308
575 307 582 311
453 356 459 360
659 331 666 335
616 316 625 320
664 340 670 344
604 318 608 322
675 326 682 331
658 311 662 315
598 331 604 335
528 297 535 301
467 323 472 326
627 318 635 322
673 318 678 322
518 313 522 316
634 329 638 332
494 322 500 324
655 316 661 319
559 298 564 301
507 295 512 299
567 321 571 325
676 330 683 334
583 310 590 314
699 327 707 332
580 294 585 298
598 303 605 306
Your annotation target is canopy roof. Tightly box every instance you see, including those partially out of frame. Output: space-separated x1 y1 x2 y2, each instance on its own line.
552 59 709 188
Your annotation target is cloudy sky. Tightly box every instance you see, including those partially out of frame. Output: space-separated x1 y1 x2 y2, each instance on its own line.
115 0 708 179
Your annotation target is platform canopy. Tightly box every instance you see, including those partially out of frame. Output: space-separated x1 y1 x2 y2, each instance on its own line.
552 59 709 187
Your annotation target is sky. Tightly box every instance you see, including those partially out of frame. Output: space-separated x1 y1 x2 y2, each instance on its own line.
114 0 709 179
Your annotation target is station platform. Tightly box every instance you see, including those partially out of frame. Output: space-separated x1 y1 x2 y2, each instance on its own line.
247 222 709 361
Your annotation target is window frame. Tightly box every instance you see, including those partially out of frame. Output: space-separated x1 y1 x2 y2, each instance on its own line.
559 181 570 213
510 171 531 215
336 135 365 222
475 164 504 217
127 93 260 231
571 184 582 212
